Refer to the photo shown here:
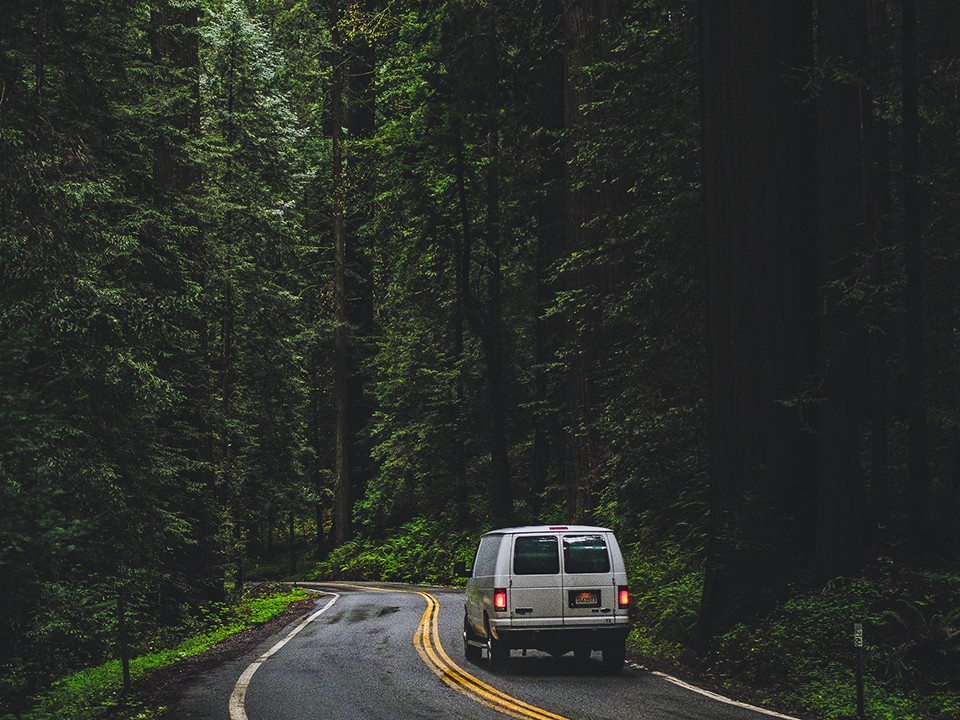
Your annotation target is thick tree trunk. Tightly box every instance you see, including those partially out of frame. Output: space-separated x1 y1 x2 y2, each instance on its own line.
533 0 566 502
481 124 513 520
452 138 470 526
332 11 351 547
699 0 819 644
902 0 930 555
860 0 891 529
452 104 513 521
346 13 376 525
815 0 868 580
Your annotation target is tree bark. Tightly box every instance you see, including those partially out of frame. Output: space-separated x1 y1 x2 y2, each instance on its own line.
452 126 470 526
481 122 513 520
902 0 930 555
860 0 891 529
815 0 868 580
332 8 351 546
699 0 819 644
117 581 131 694
452 114 513 520
534 0 566 502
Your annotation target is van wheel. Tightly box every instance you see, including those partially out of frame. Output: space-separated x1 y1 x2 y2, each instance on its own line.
601 643 626 674
574 647 591 667
463 617 482 663
487 636 509 671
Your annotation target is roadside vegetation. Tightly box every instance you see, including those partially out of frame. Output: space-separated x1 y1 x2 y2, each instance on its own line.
9 585 311 720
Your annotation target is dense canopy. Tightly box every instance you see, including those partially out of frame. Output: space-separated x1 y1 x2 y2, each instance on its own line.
2 1 959 718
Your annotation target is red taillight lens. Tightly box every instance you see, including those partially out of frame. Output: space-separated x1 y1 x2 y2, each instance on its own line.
618 586 630 608
494 588 508 611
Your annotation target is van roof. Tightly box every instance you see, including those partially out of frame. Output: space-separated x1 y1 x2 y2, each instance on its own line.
482 525 614 535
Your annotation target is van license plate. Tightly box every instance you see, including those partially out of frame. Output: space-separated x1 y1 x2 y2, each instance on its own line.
570 590 600 608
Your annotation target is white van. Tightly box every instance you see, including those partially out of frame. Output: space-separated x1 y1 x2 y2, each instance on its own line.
458 525 630 673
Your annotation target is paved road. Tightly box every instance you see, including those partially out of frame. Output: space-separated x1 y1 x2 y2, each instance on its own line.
174 582 799 720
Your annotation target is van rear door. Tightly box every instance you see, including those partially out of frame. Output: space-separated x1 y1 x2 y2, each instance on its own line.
509 533 564 627
561 532 617 627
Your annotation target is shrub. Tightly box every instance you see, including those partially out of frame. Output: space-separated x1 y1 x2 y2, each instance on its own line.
312 517 476 586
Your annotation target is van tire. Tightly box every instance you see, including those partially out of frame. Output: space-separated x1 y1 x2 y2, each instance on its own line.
487 637 509 671
601 643 626 674
463 617 482 663
484 617 509 671
573 647 591 666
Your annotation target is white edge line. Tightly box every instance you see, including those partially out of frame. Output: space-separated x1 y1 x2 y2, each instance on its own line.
228 592 340 720
649 670 805 720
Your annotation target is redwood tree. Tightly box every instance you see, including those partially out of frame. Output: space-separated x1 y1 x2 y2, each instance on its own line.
699 0 819 640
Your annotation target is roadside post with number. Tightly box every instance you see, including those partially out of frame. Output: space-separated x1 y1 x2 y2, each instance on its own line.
854 622 864 720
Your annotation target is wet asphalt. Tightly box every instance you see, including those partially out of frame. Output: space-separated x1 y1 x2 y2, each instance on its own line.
172 582 800 720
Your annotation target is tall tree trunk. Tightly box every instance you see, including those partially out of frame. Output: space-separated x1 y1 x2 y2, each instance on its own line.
902 0 930 555
482 122 512 520
560 0 615 521
346 10 376 523
116 580 131 694
452 115 513 520
453 159 469 527
860 0 890 529
815 0 868 580
950 420 960 543
533 0 566 502
288 512 297 575
310 362 327 556
331 8 351 547
698 0 819 644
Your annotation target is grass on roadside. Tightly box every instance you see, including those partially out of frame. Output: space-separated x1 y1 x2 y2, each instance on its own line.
16 586 311 720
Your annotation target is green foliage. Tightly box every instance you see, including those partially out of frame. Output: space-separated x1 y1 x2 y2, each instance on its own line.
3 2 960 720
314 517 475 586
18 587 310 720
620 541 703 660
706 571 960 719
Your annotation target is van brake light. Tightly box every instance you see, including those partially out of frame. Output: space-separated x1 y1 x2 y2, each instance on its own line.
618 586 630 608
494 588 508 611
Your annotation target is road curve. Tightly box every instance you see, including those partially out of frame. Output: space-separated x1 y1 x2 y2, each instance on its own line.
172 582 803 720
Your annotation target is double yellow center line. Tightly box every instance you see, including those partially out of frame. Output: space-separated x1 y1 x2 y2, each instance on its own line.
324 583 569 720
413 591 570 720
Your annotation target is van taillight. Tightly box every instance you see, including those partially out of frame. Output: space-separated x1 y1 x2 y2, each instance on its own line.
494 588 508 611
618 586 630 608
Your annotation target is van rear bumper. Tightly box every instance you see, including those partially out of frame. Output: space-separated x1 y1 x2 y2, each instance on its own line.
490 623 630 652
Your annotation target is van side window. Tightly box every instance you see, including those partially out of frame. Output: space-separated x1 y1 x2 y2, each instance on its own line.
473 535 502 577
513 535 560 575
563 534 611 573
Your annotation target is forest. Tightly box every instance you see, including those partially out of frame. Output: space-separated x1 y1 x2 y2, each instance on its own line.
1 0 959 718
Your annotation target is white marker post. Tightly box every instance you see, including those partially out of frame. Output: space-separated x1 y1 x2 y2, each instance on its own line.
853 622 864 720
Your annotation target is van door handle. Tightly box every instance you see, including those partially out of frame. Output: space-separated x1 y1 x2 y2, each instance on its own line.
515 608 534 615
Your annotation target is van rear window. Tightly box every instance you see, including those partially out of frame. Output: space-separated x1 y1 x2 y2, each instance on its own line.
563 535 611 573
513 535 560 575
473 535 502 577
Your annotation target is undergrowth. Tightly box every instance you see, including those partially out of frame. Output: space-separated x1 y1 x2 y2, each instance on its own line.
556 536 960 720
311 516 476 585
12 585 311 720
